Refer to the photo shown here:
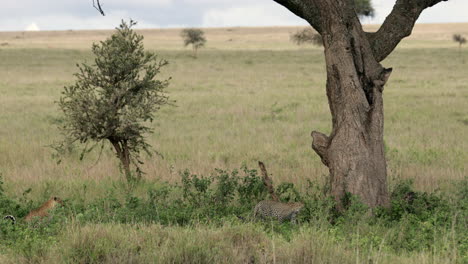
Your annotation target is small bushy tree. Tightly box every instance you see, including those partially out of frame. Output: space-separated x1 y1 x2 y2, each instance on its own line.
453 34 466 51
57 20 170 182
291 28 322 46
181 28 206 58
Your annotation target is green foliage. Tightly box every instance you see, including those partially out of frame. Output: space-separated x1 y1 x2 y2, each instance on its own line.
181 170 212 202
453 34 467 45
177 167 268 221
57 20 170 181
457 179 468 263
236 166 267 206
378 179 451 223
181 28 206 57
298 180 335 224
46 167 266 226
212 168 239 205
355 0 375 17
1 172 466 262
335 193 370 226
0 173 28 220
276 182 302 202
371 180 463 253
0 206 66 262
290 28 323 46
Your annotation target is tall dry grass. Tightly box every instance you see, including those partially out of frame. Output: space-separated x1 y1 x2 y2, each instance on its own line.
1 222 460 264
0 48 466 196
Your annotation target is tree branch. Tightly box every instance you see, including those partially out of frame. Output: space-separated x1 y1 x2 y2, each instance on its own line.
258 161 280 202
311 131 330 166
369 0 448 62
93 0 105 16
272 0 322 33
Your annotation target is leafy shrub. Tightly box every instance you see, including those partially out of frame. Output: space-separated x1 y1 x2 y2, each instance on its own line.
213 168 239 205
236 166 268 206
55 166 271 226
1 170 466 260
276 182 302 202
181 169 213 207
370 179 460 252
0 206 66 262
298 180 335 224
0 175 39 227
377 179 451 223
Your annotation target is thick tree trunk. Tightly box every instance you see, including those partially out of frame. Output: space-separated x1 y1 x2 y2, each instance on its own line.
272 0 447 210
311 7 391 210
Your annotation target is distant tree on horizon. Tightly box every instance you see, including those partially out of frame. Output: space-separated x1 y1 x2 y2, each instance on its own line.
181 28 206 58
291 28 323 46
355 0 375 17
453 34 466 52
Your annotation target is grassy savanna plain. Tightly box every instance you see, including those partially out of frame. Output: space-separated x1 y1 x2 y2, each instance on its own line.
0 23 467 263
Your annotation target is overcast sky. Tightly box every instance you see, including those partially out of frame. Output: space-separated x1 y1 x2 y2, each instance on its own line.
1 0 467 31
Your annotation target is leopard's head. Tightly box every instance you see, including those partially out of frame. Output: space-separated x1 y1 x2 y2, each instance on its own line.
290 202 304 213
51 196 64 207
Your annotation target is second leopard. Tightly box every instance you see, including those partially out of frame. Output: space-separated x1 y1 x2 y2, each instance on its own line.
253 200 304 223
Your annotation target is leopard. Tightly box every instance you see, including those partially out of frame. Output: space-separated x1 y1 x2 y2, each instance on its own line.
3 196 64 224
253 200 304 223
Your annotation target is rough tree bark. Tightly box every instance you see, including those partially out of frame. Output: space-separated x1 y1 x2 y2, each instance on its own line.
273 0 447 209
109 138 133 182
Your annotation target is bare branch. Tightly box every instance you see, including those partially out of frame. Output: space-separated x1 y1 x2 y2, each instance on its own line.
369 0 448 62
272 0 322 33
258 161 280 202
93 0 105 16
311 131 330 166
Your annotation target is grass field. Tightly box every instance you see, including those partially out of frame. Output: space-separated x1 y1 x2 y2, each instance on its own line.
0 23 467 263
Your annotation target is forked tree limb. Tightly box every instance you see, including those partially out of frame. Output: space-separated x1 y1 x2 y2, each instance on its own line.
273 0 448 62
272 0 322 33
258 161 280 201
366 0 447 62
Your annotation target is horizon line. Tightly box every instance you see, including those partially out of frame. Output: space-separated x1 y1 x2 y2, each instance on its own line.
1 21 467 34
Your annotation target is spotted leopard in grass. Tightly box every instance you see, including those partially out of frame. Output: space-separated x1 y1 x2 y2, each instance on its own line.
253 200 304 223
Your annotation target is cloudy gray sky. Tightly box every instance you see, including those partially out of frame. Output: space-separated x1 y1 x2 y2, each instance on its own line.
1 0 467 31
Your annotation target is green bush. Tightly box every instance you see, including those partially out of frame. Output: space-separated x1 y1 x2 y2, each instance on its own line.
377 179 451 224
0 170 466 261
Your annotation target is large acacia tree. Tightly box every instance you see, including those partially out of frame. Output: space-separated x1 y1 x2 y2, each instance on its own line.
273 0 447 209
